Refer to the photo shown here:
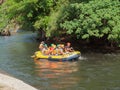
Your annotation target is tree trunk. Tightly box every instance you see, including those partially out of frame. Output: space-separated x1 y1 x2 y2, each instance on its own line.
37 29 46 41
0 0 5 5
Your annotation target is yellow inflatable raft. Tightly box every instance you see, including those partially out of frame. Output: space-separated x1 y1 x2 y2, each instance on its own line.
32 51 81 61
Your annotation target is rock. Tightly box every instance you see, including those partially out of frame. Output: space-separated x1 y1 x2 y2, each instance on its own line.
0 73 38 90
0 30 11 36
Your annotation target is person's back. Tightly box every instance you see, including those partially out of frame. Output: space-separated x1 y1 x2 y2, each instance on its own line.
57 44 64 55
39 41 49 55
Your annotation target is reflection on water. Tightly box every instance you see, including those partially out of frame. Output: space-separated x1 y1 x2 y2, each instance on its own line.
34 59 79 89
0 31 120 90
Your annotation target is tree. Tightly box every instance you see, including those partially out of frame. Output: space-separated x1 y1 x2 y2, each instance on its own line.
0 0 120 46
0 0 61 38
59 0 120 46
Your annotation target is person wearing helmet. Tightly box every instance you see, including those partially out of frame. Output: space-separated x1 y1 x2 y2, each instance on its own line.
52 45 57 55
39 41 48 54
47 44 55 55
56 44 64 55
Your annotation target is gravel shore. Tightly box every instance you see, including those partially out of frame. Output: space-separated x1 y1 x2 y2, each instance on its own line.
0 73 38 90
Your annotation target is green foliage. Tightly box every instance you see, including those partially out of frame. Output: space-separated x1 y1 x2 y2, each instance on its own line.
60 0 120 42
0 0 120 46
0 0 47 31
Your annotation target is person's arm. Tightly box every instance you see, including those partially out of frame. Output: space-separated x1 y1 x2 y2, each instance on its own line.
39 44 41 49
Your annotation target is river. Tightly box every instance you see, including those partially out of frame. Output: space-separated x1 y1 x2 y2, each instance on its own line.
0 31 120 90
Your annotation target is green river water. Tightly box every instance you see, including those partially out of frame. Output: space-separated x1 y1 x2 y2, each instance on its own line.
0 31 120 90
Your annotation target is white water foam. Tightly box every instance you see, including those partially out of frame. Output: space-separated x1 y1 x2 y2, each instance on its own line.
78 56 87 60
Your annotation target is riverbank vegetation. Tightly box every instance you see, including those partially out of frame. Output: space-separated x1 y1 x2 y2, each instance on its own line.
0 0 120 50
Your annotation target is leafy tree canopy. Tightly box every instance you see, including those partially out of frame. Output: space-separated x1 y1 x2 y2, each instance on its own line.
0 0 120 45
60 0 120 41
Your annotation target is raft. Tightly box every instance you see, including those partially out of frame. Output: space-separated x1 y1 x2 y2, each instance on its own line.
32 51 81 61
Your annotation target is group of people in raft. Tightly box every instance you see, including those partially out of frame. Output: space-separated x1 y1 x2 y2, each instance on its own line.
39 41 74 55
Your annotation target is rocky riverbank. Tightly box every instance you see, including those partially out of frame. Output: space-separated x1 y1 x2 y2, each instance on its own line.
0 73 38 90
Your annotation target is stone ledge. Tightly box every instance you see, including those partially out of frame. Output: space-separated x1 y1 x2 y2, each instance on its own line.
0 73 38 90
